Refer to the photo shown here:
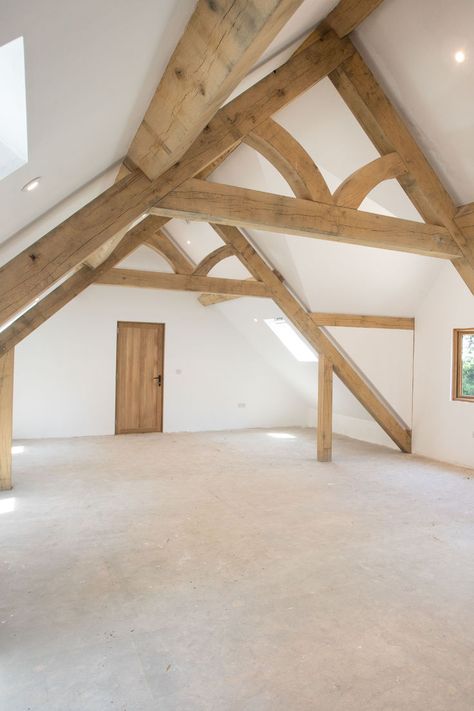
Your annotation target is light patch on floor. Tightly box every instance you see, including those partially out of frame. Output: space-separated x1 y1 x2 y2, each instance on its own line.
1 428 473 710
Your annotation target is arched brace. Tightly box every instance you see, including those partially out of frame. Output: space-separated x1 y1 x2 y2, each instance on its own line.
244 119 333 203
193 245 236 276
146 231 195 275
333 153 408 209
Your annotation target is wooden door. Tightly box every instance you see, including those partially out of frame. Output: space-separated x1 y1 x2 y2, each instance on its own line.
115 322 164 434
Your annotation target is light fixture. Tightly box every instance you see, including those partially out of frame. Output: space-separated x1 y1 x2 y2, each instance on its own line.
186 240 191 245
454 49 466 63
253 317 258 323
22 176 41 192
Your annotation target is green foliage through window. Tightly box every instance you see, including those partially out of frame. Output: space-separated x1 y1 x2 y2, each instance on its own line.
461 333 474 397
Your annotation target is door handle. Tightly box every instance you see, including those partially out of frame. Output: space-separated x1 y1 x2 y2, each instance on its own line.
153 375 162 386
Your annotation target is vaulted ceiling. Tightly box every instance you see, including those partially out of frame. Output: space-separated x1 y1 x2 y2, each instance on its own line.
1 0 472 459
1 0 472 317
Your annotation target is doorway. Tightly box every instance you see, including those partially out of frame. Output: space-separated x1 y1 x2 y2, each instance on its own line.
115 321 165 434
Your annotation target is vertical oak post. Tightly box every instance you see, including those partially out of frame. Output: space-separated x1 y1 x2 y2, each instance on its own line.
317 354 333 462
0 349 14 491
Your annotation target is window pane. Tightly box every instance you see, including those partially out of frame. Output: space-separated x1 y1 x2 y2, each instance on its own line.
461 333 474 397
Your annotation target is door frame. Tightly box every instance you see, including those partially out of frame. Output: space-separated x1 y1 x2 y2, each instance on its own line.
114 321 165 434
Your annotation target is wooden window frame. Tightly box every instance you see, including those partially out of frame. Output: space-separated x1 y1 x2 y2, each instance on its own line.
453 328 474 402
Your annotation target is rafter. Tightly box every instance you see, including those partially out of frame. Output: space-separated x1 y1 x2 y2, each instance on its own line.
125 0 304 180
244 118 332 202
326 0 384 37
193 245 236 277
0 26 354 328
456 203 474 236
152 179 460 259
212 223 411 452
96 269 270 299
0 217 167 357
333 153 407 208
329 46 474 293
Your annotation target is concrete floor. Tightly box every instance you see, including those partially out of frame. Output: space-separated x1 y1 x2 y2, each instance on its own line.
1 428 473 711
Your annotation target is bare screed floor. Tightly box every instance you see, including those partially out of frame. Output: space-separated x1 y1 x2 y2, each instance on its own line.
1 428 473 710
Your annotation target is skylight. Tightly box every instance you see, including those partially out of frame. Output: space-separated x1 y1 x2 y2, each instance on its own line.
0 37 28 181
264 317 317 362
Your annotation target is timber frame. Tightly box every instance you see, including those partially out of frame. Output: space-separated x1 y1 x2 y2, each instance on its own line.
0 0 471 473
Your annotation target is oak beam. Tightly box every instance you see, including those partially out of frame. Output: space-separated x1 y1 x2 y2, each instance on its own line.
326 0 384 37
244 119 332 202
317 354 333 462
0 218 168 357
330 48 474 293
126 0 304 180
198 292 243 306
456 203 474 222
456 204 474 238
0 26 354 328
96 269 270 298
193 245 235 276
311 313 414 330
0 350 14 491
152 179 460 259
213 224 411 452
0 170 156 326
333 153 407 208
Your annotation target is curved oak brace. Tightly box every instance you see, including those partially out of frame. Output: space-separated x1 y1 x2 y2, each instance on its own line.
146 231 195 275
244 119 332 203
333 153 408 208
193 245 236 276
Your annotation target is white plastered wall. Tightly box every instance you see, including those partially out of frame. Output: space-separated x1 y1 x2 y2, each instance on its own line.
11 280 415 448
413 263 474 469
12 286 307 439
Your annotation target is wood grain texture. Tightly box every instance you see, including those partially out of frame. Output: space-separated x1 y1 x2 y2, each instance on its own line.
0 26 353 328
244 118 332 202
311 313 414 330
317 354 333 462
153 179 459 258
0 349 14 490
198 278 257 305
326 0 384 37
213 223 411 452
198 292 245 306
115 322 164 434
456 202 474 222
84 230 129 269
97 269 270 298
455 204 474 238
193 246 236 276
333 153 407 208
0 170 155 326
330 47 474 293
0 218 168 357
127 0 304 179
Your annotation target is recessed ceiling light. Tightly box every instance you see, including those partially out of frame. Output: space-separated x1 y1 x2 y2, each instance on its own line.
186 240 191 245
253 318 259 323
454 49 466 63
22 176 41 192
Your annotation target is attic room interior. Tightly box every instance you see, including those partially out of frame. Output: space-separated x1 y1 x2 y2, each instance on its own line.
1 0 473 708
